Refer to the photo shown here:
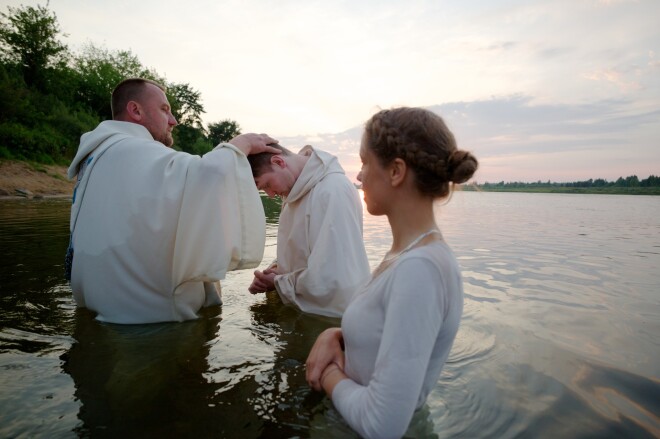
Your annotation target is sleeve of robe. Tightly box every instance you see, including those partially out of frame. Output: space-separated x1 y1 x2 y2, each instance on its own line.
331 258 447 439
274 176 368 317
171 143 266 315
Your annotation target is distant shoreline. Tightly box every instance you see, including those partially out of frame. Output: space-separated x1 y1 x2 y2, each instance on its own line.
355 183 660 196
2 159 657 199
460 186 660 196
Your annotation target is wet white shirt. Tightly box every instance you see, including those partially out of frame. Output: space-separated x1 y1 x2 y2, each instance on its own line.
333 241 464 439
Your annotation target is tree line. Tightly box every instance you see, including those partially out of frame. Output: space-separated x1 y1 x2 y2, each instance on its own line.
0 3 241 164
480 175 660 189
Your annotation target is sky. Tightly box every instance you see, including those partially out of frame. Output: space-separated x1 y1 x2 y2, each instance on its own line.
2 0 659 182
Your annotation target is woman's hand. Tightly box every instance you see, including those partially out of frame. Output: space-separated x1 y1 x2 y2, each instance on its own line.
306 328 345 392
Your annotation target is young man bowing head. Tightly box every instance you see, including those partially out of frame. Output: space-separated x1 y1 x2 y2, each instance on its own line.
248 144 370 318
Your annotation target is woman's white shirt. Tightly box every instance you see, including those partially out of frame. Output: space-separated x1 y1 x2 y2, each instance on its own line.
332 240 464 439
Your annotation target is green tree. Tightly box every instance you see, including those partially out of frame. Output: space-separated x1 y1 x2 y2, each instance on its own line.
625 175 640 187
166 82 207 154
641 175 660 187
168 82 205 128
207 119 241 146
0 63 28 122
0 3 233 164
74 44 162 119
173 124 212 155
0 3 68 90
0 3 96 164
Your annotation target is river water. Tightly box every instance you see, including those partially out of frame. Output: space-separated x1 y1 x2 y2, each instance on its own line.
0 192 658 438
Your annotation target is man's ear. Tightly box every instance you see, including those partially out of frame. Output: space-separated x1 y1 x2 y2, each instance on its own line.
125 101 142 122
389 158 407 187
271 155 286 168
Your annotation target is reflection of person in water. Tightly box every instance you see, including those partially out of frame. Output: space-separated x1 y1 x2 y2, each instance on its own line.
246 292 338 433
246 290 440 437
61 307 264 437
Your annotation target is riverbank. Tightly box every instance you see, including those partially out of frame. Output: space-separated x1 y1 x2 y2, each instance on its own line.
461 185 660 195
0 160 74 199
1 159 657 198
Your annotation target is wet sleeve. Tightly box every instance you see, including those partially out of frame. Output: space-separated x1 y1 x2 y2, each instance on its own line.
172 144 266 310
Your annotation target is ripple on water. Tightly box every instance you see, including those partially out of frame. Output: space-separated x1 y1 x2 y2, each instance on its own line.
0 327 73 356
1 192 659 438
446 326 497 371
0 351 79 438
429 368 519 438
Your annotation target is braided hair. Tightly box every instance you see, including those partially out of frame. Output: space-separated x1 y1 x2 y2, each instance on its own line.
363 107 478 198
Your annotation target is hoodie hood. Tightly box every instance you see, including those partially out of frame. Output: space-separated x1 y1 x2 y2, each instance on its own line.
284 146 346 204
68 121 154 179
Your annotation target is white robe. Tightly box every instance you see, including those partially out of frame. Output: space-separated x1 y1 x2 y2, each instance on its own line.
273 147 370 317
332 241 464 439
68 120 265 324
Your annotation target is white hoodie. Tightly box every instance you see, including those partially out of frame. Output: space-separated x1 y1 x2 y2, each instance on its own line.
273 147 370 317
68 120 265 324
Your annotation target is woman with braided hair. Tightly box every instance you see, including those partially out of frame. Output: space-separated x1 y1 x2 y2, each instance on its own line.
306 107 478 438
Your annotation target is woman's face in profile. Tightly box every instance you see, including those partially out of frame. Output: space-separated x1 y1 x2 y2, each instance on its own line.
357 139 390 216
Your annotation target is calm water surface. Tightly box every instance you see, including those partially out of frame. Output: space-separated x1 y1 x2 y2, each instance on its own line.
0 192 658 438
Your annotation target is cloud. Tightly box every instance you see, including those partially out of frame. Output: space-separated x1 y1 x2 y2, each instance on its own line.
596 0 639 4
282 95 659 183
431 97 660 182
584 67 648 92
1 0 657 182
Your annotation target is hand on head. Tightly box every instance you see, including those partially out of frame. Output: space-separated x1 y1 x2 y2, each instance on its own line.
229 133 281 156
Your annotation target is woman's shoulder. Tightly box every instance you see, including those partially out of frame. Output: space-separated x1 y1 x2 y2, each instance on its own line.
402 239 454 262
395 240 459 278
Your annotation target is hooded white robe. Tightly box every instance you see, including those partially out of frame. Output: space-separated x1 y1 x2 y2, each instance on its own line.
68 120 265 324
273 147 370 317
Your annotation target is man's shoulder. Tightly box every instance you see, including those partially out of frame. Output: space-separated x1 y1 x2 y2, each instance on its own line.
307 173 360 208
315 171 355 191
97 120 149 137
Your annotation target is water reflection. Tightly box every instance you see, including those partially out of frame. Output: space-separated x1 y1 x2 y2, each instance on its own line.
245 292 337 435
0 199 73 335
0 193 659 438
62 307 225 437
261 195 282 224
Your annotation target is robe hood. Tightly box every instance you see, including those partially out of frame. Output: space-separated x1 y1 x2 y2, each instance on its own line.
284 146 346 205
68 121 153 179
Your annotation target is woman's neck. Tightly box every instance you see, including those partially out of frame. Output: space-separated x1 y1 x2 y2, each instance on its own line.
386 197 438 253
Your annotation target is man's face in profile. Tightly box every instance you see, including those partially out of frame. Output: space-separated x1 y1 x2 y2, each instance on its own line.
254 156 296 198
139 84 177 147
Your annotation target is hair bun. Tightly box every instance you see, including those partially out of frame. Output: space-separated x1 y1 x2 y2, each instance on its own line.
447 150 478 184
